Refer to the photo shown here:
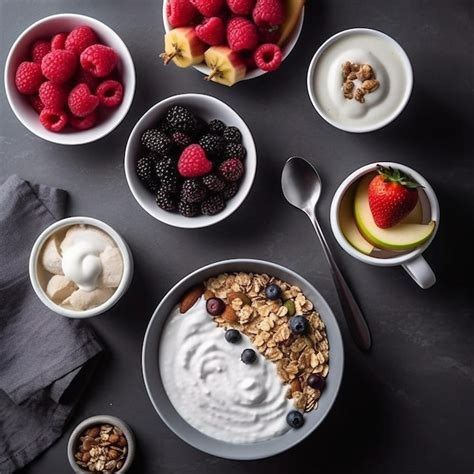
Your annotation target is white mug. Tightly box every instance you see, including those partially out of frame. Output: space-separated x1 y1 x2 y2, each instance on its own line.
330 162 440 289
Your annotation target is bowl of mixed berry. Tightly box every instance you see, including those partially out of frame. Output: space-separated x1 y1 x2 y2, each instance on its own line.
161 0 305 86
4 13 135 145
125 94 256 228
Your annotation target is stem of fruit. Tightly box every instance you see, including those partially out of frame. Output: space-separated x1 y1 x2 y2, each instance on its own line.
205 68 220 82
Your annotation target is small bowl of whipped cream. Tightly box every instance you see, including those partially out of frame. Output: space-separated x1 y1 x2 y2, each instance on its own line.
29 217 133 318
307 28 413 133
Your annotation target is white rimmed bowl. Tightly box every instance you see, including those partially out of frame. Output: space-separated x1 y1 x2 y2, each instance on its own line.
142 259 344 460
124 93 257 229
67 415 135 473
29 216 133 318
4 13 136 145
330 162 440 289
162 2 304 81
307 28 413 133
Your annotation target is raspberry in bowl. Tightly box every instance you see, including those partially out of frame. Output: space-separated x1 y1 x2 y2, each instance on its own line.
161 0 305 85
124 94 256 228
4 13 135 145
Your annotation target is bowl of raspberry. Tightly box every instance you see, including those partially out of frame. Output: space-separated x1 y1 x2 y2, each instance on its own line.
161 0 305 86
124 94 257 228
4 13 135 145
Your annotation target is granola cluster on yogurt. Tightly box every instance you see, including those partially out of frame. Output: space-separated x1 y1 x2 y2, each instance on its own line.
204 272 330 413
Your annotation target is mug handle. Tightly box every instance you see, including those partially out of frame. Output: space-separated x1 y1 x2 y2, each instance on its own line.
402 256 436 289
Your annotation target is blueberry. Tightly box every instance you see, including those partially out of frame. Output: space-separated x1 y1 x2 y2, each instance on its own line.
286 410 304 429
307 373 325 391
206 298 226 316
225 329 241 343
289 315 308 335
265 284 281 300
241 348 257 364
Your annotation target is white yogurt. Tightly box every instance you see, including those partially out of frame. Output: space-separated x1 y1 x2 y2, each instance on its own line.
309 30 412 131
159 298 292 444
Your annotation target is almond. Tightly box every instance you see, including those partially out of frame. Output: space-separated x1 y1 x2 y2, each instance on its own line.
228 291 251 306
204 289 215 300
222 305 238 323
179 285 204 314
291 378 302 394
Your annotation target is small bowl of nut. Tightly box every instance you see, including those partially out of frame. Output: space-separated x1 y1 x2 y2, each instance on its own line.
67 415 135 473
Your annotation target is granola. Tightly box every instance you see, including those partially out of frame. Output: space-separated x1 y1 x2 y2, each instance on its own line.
342 60 380 103
203 272 330 413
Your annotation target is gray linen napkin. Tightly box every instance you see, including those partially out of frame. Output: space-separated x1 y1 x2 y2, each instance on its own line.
0 176 103 473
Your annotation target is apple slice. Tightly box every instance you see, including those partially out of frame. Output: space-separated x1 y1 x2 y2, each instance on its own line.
278 0 305 48
204 46 247 86
161 27 206 68
354 174 435 251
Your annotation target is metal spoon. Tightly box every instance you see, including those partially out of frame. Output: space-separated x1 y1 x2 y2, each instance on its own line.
281 156 372 351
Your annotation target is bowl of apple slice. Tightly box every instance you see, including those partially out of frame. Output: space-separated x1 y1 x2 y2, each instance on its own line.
161 0 305 86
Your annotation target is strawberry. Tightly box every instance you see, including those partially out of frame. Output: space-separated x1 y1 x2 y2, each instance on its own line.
367 165 420 228
178 144 213 177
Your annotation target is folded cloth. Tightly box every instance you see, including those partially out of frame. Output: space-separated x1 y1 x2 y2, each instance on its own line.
0 176 103 473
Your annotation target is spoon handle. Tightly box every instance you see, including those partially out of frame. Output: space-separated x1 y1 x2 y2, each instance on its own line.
309 214 372 351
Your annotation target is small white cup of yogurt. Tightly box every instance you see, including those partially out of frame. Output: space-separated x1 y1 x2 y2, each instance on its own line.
307 28 413 133
29 216 133 318
330 162 440 289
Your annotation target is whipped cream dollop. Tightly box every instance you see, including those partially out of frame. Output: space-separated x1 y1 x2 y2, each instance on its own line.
41 224 123 311
159 298 292 444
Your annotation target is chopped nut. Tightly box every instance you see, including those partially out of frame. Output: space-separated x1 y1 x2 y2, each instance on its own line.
362 79 380 93
343 80 354 99
356 63 374 81
341 61 352 80
354 87 367 103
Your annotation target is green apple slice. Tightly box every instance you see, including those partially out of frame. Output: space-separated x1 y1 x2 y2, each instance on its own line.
339 187 374 255
354 174 435 251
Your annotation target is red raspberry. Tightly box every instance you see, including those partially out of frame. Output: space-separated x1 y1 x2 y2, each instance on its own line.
195 17 226 45
41 50 77 84
178 144 213 178
95 79 123 107
227 0 255 15
80 44 118 78
258 25 280 44
15 61 44 94
39 108 68 132
219 158 244 181
51 33 67 50
167 0 200 27
29 94 45 114
68 83 99 117
65 26 98 55
75 67 100 90
252 0 284 27
70 111 97 130
226 16 258 52
31 39 51 64
39 80 67 109
192 0 225 17
254 43 282 71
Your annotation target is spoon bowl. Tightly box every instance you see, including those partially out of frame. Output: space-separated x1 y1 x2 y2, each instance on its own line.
281 157 321 213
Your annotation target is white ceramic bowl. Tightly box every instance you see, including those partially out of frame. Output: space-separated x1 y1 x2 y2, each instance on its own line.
124 93 257 229
4 13 136 145
29 216 134 318
307 28 413 133
142 259 344 460
67 415 135 473
162 2 304 81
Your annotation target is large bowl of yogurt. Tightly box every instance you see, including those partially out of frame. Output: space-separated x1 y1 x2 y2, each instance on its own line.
142 259 344 460
307 28 413 133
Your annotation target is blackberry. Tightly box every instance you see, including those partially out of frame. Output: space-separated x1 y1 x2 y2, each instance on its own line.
166 105 197 134
193 116 209 138
136 155 154 183
202 174 225 193
171 131 192 149
146 179 161 194
222 182 239 200
208 119 226 135
181 179 207 203
141 129 171 154
198 134 225 157
224 143 246 160
157 120 171 135
223 126 242 143
201 194 225 215
155 157 180 193
156 188 176 211
178 200 199 217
